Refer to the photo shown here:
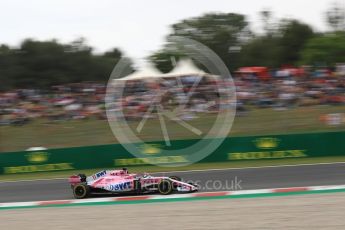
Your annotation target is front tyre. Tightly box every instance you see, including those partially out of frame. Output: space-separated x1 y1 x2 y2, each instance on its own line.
73 183 90 199
158 179 173 195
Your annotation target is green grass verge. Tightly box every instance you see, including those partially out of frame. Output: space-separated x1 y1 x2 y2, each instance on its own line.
1 105 344 152
1 156 344 181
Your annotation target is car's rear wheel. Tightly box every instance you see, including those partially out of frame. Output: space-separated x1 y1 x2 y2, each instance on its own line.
73 183 90 199
158 179 173 195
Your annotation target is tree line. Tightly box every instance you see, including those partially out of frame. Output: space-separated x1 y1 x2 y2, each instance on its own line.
150 3 345 72
0 38 127 90
0 3 344 90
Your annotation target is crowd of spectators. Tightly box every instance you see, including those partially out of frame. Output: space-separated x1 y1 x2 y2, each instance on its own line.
235 65 345 110
0 82 106 125
1 65 344 125
109 74 232 121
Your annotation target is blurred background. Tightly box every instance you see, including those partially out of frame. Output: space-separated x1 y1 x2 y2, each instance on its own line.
0 0 344 152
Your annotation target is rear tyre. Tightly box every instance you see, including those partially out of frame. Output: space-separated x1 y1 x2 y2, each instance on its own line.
73 183 90 199
158 179 173 195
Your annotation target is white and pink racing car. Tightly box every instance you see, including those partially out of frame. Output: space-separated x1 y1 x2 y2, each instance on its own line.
68 168 198 199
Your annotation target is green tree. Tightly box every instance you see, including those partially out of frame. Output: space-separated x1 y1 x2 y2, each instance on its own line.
149 47 187 73
149 13 252 72
239 36 282 67
239 19 314 67
300 31 345 66
278 20 314 65
0 39 128 90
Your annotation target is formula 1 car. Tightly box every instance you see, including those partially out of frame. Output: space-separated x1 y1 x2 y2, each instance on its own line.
68 168 198 199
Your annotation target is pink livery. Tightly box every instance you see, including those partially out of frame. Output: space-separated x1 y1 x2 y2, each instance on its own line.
68 168 198 199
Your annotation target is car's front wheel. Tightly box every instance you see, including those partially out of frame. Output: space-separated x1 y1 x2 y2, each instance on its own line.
158 179 173 195
73 183 90 199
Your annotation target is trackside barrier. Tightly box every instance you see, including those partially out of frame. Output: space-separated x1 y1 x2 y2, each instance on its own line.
0 131 344 174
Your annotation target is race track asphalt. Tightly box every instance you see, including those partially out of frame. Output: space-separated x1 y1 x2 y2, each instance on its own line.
0 162 344 203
